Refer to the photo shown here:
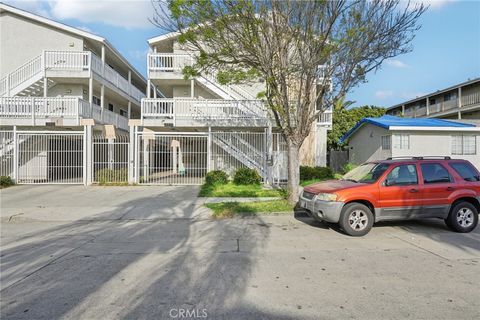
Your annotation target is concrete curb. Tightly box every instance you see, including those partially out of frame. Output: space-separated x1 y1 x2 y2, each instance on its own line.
200 197 284 204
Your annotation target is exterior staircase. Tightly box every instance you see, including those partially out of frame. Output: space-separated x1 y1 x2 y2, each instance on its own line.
212 132 266 178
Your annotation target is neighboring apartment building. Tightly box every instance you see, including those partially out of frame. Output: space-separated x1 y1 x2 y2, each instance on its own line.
136 32 333 184
386 78 480 120
0 3 146 184
0 3 146 132
341 115 480 169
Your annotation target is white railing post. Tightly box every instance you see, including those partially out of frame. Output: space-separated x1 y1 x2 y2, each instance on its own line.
128 125 135 184
76 98 80 124
42 50 46 75
12 126 18 183
207 126 212 172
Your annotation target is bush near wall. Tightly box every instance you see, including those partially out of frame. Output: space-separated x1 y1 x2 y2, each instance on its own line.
300 166 334 181
95 168 128 184
0 176 14 188
233 168 262 185
205 170 229 185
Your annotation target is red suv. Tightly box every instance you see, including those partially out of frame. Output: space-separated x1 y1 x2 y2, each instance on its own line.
300 157 480 236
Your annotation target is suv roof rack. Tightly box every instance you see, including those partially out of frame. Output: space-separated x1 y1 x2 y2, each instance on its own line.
386 156 452 160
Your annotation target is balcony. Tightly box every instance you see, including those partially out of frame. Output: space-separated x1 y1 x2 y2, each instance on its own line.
0 51 145 103
148 53 194 78
0 97 129 131
141 98 269 127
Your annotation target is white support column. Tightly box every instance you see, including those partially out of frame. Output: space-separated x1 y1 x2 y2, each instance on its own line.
89 77 93 104
147 79 151 98
100 83 105 120
134 126 140 183
190 80 195 98
426 97 430 116
43 77 48 97
84 124 93 186
458 87 462 119
207 127 212 172
128 101 132 119
153 84 157 99
12 126 18 183
128 70 132 96
128 125 135 184
101 45 105 77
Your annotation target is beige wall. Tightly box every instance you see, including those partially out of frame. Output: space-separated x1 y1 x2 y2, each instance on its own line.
0 11 84 77
348 124 392 164
391 130 480 169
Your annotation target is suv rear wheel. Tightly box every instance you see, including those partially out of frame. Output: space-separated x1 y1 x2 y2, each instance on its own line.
339 203 374 237
445 202 478 233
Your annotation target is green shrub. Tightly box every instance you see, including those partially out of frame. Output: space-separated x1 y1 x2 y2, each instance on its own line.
0 176 14 187
205 170 229 185
233 168 262 185
342 163 358 174
95 168 128 184
300 166 334 181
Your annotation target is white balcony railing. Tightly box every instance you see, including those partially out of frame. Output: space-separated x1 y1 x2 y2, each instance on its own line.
141 98 269 125
1 51 145 103
148 53 194 73
0 97 129 130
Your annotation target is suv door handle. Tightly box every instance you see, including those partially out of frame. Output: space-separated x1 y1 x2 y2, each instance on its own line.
409 188 419 193
446 187 455 191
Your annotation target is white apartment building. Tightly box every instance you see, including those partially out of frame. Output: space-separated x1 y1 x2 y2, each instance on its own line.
0 3 332 186
133 32 332 184
0 3 146 132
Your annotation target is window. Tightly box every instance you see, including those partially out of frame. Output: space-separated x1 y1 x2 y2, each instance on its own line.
452 135 477 155
449 162 480 182
444 92 452 101
342 163 390 184
92 96 101 106
108 103 114 112
393 134 410 149
420 163 452 184
381 135 391 150
385 164 418 186
120 109 127 117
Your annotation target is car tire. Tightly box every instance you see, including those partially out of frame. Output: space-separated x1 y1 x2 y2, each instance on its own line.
339 203 374 237
445 202 478 233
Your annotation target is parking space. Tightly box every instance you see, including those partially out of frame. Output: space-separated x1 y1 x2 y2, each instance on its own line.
1 186 479 319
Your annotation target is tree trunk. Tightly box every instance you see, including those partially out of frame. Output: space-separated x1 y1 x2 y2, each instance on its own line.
286 139 301 205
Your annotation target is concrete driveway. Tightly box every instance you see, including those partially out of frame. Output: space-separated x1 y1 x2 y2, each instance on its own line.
1 185 479 320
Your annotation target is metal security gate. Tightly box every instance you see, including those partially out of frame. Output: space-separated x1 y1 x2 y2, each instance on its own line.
0 131 15 178
136 133 208 185
92 133 129 183
16 131 84 184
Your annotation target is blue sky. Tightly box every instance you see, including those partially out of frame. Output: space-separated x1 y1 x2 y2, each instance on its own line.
5 0 480 108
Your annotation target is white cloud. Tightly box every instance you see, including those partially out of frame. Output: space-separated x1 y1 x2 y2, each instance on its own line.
4 0 155 29
375 90 394 99
50 0 154 29
385 59 409 68
129 48 150 61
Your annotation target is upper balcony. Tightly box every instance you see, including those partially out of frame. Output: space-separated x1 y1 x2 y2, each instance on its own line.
0 51 146 104
0 96 129 131
148 53 194 79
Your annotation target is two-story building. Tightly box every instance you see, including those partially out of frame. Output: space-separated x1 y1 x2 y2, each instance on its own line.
386 78 480 120
131 31 332 184
0 3 146 132
0 3 146 184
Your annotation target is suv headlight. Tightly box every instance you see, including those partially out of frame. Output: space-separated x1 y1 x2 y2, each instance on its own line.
315 193 338 201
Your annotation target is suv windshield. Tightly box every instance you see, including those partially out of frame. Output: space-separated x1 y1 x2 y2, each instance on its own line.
342 163 390 184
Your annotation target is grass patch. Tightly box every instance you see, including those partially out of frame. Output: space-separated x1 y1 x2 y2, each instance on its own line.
199 182 285 198
96 182 133 186
205 200 294 218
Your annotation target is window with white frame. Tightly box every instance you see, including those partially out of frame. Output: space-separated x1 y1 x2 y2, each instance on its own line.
381 135 391 150
393 134 410 149
452 135 477 155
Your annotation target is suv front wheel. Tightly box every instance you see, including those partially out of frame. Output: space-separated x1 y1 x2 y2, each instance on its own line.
339 203 374 237
445 202 479 233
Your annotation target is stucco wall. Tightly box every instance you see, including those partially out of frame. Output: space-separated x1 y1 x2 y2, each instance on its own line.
391 130 480 169
348 124 392 164
172 85 217 99
0 12 84 77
